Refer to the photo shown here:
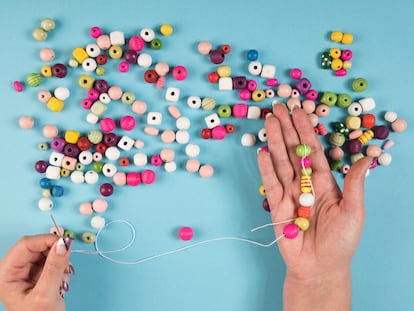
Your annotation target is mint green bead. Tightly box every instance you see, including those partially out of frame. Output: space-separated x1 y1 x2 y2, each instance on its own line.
38 142 49 151
320 91 337 107
301 167 313 176
75 163 85 171
90 101 107 116
150 38 162 50
218 105 232 118
121 92 135 105
82 231 96 244
337 94 352 108
352 78 368 92
93 161 103 173
329 132 345 147
68 58 79 68
26 73 42 87
87 129 103 144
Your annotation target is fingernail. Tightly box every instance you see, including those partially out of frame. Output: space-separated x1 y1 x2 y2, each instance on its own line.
56 237 72 255
265 112 273 119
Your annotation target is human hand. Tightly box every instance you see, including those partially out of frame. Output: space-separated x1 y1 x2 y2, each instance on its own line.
257 104 372 310
0 234 73 311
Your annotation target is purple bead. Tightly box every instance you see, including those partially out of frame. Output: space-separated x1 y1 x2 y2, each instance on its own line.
52 63 68 78
124 50 138 64
103 133 118 147
50 137 66 152
35 160 48 173
346 139 362 154
63 143 80 157
296 78 312 94
62 281 69 292
262 198 270 212
232 76 247 89
374 125 390 140
100 183 114 197
94 79 110 93
209 49 225 64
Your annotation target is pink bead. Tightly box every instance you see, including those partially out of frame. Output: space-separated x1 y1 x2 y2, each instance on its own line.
266 78 278 87
100 117 116 132
160 148 175 162
154 62 170 76
305 90 319 100
199 164 214 178
161 130 176 144
277 84 292 98
172 65 188 80
232 103 248 118
81 98 93 109
19 116 34 130
118 61 130 73
239 89 251 101
150 155 163 166
335 69 347 77
198 41 212 55
38 90 52 103
265 89 275 98
315 104 330 118
126 172 141 186
382 139 394 150
13 81 23 92
132 100 147 115
247 80 257 91
129 35 145 51
156 76 165 89
283 223 299 239
87 89 99 100
90 26 102 38
179 226 193 241
261 146 269 152
317 123 327 136
39 47 55 62
186 159 200 172
329 146 344 160
211 125 227 140
113 172 126 186
301 100 316 114
366 144 381 157
341 49 353 61
168 105 181 119
287 98 301 111
348 129 363 140
370 160 378 169
300 156 312 168
92 198 108 213
308 113 319 127
391 118 407 133
97 35 111 50
108 86 123 100
120 115 136 131
43 124 58 138
79 202 93 216
141 169 156 184
290 68 302 79
93 152 103 161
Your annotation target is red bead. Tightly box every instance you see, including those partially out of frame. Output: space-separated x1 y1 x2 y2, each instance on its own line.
100 183 114 197
201 128 212 139
77 137 91 151
361 114 376 129
95 143 107 153
144 69 159 83
225 124 235 133
96 54 108 65
207 71 220 83
221 44 231 54
261 108 271 119
119 157 129 166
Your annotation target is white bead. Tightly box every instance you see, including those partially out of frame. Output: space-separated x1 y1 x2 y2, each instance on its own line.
38 197 53 211
82 58 97 72
105 146 120 161
99 93 111 104
86 112 99 124
176 116 190 130
247 106 261 119
378 152 392 166
175 130 190 144
49 152 64 166
45 165 60 180
165 87 180 102
140 28 155 42
347 102 363 116
91 215 106 230
78 151 93 165
384 111 398 123
241 133 256 147
84 170 99 184
218 77 233 90
85 43 101 57
133 152 148 166
147 112 162 125
109 31 125 45
185 144 200 158
117 135 135 151
102 163 117 177
257 128 267 142
164 161 177 173
54 86 70 101
70 170 85 184
187 96 201 109
204 113 220 129
137 53 152 67
299 193 315 206
261 64 276 79
358 97 376 112
248 61 262 75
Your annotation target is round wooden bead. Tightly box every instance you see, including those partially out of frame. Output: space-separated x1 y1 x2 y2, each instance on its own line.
199 164 214 178
299 193 314 207
294 217 310 231
374 125 390 140
82 232 96 244
295 144 311 157
80 202 93 216
391 118 407 132
298 206 311 218
100 183 114 196
378 153 392 166
179 227 193 241
283 223 299 239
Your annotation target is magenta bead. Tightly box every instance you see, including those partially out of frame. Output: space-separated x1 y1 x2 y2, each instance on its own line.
266 78 278 87
90 26 102 38
129 35 145 51
335 69 347 77
126 172 141 186
150 155 163 166
290 68 302 80
370 160 378 169
120 115 136 131
141 169 156 184
172 65 188 81
87 89 100 100
300 156 312 168
118 61 130 73
232 103 248 118
100 117 116 133
178 226 193 241
81 98 93 109
13 81 23 92
239 89 251 101
283 223 299 239
306 90 319 100
261 145 269 152
100 183 114 197
211 125 227 140
341 49 353 61
296 78 312 94
247 80 257 91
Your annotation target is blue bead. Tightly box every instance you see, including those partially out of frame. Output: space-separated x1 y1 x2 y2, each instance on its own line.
247 49 259 61
51 185 64 197
40 177 52 189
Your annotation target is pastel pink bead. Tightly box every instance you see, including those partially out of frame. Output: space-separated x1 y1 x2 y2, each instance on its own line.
19 116 34 130
197 41 212 55
239 89 251 101
300 156 312 168
90 26 102 38
38 90 52 103
141 169 156 184
168 105 181 119
247 80 257 91
43 124 59 138
100 117 116 132
129 35 145 51
277 84 292 98
108 86 123 100
329 146 344 160
113 172 127 186
199 164 214 178
92 198 108 213
301 100 316 114
283 223 299 239
308 113 319 127
39 47 55 62
179 226 193 241
13 81 23 92
79 202 93 216
118 61 130 73
154 62 170 76
132 100 147 114
186 159 200 172
391 118 407 132
126 172 141 186
232 103 248 118
349 129 363 140
315 104 330 118
120 115 136 130
161 130 176 144
382 139 394 150
266 78 278 87
211 125 227 140
366 144 381 157
87 89 99 100
160 148 175 162
172 65 188 80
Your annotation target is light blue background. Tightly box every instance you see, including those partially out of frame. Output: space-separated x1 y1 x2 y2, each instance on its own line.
0 0 412 310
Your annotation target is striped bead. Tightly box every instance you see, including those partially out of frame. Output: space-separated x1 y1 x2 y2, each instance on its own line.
358 129 374 144
300 175 312 193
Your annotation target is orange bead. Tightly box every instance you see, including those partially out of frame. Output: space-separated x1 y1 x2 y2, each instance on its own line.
361 114 376 129
221 44 231 54
119 157 129 166
298 206 311 218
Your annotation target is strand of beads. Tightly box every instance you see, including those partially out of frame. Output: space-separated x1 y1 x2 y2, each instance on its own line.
282 144 314 239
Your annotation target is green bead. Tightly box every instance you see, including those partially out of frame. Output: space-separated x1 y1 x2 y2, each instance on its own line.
217 104 232 118
75 163 85 171
352 77 368 92
88 129 103 144
93 161 103 173
26 73 42 87
64 230 75 239
91 101 107 116
330 160 343 171
32 27 47 41
38 142 49 151
40 18 55 32
301 167 313 176
68 58 79 68
82 232 96 244
150 38 162 50
333 122 349 137
329 132 345 147
295 144 311 157
321 51 332 69
121 92 135 105
95 66 105 76
320 91 337 107
337 93 352 108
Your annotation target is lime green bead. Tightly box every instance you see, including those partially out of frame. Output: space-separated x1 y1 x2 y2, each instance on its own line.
301 167 313 176
82 232 96 244
88 130 103 144
75 163 85 171
32 27 47 41
337 94 352 108
296 144 311 157
320 91 337 107
218 105 232 118
93 161 104 173
38 142 49 151
26 73 42 87
64 230 75 239
95 66 105 76
352 78 368 92
121 92 136 105
350 153 364 164
150 38 162 50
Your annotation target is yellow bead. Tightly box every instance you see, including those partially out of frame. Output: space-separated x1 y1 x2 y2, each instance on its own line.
60 168 70 177
78 74 95 89
345 116 361 130
160 24 173 36
65 130 81 144
300 176 312 193
331 58 343 71
343 60 352 70
96 66 105 76
47 97 64 112
217 65 232 77
72 47 89 64
330 30 343 42
251 89 266 102
41 65 53 77
329 48 341 59
109 45 123 59
294 217 310 231
42 189 51 198
259 185 266 196
358 130 374 144
341 33 353 45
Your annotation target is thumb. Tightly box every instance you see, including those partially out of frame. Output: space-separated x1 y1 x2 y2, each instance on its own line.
34 237 72 296
342 156 373 213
